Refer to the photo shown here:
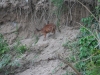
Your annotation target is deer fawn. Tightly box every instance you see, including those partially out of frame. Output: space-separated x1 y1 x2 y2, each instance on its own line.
35 23 56 41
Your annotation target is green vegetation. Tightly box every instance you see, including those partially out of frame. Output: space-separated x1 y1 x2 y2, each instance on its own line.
0 34 11 72
63 1 100 75
14 39 27 54
0 34 9 56
51 0 64 31
0 0 100 75
75 26 100 75
0 34 27 74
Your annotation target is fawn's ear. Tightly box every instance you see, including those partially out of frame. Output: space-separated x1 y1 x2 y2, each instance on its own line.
45 21 49 25
47 21 49 24
34 28 39 34
35 28 40 32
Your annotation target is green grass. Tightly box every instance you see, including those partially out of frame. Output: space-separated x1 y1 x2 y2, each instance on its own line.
0 33 27 74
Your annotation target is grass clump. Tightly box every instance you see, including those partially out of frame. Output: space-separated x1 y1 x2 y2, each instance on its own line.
0 34 9 56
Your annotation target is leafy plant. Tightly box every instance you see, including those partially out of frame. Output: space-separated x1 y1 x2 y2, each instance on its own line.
75 2 100 73
75 25 100 75
0 34 27 74
0 34 9 56
79 32 97 59
0 34 12 74
98 0 100 2
16 45 27 54
0 54 11 69
64 3 100 74
81 16 94 27
14 39 27 54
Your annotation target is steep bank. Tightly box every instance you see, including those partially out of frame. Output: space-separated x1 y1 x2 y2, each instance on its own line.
14 25 79 75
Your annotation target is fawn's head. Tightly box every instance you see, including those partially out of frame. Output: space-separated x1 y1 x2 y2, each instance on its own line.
34 28 43 36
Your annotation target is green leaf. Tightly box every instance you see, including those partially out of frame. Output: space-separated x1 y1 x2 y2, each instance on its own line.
98 0 100 2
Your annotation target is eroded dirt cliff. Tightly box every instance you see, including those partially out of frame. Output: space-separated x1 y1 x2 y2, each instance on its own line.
0 0 95 75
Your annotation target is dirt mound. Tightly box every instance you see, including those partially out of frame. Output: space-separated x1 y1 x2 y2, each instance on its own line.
11 26 79 75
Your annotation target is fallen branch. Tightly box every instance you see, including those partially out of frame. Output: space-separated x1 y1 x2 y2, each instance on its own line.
58 54 82 75
76 0 99 23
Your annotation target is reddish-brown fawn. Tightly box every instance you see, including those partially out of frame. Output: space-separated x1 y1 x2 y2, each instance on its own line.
35 23 56 41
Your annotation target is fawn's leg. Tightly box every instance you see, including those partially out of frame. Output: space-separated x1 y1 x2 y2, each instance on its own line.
43 33 46 41
52 30 56 38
